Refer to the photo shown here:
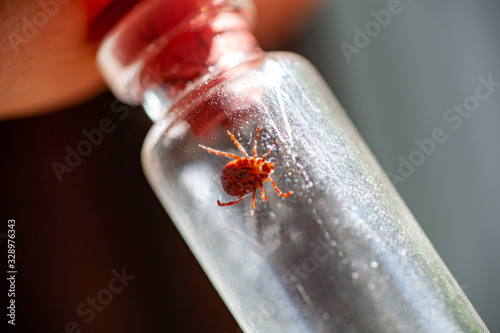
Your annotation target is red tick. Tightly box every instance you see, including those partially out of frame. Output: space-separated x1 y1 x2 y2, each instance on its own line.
199 127 293 215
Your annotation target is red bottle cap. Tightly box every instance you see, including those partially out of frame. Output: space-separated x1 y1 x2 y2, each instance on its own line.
98 0 260 100
95 0 261 137
86 0 142 41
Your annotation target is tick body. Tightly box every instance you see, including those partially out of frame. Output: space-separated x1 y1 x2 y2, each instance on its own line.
199 127 292 215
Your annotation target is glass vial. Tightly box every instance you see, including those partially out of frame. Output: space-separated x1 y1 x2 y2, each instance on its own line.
96 0 488 332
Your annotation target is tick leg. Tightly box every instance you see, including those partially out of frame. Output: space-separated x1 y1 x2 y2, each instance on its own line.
217 196 244 207
199 144 240 160
227 131 249 157
260 186 267 202
251 190 257 215
252 126 262 157
267 177 293 197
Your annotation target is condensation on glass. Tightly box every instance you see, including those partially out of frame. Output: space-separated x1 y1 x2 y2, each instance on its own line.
96 0 489 332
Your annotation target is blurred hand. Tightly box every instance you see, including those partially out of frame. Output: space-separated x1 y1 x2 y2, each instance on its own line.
0 0 322 119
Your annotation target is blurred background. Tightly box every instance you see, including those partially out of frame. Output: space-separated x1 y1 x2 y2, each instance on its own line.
290 0 500 331
1 0 499 332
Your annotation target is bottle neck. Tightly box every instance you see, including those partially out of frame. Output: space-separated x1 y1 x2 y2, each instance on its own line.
97 0 261 107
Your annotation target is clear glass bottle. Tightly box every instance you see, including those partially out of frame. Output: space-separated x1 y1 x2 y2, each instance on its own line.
96 0 488 332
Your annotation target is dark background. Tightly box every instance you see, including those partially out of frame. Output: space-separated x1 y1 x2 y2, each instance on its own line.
2 0 500 332
1 93 239 332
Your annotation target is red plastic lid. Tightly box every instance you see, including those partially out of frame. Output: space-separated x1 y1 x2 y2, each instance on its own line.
86 0 142 41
